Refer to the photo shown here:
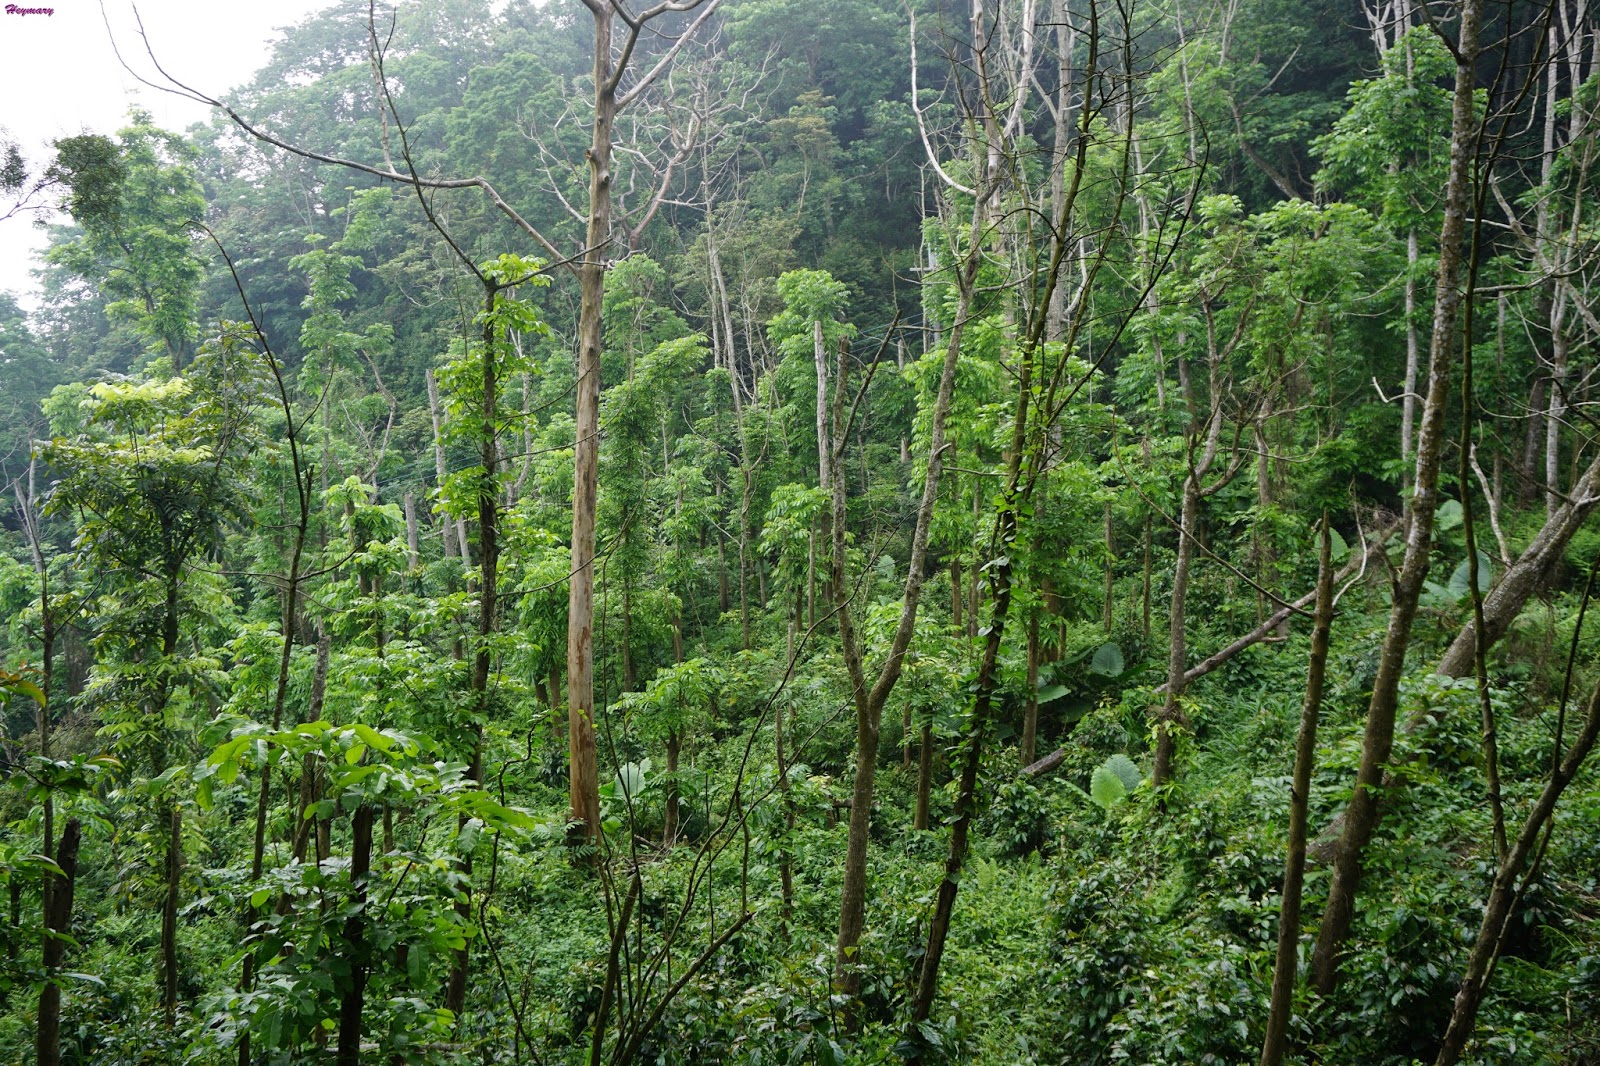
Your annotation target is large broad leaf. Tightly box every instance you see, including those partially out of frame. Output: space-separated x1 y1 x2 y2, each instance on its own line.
615 758 651 801
1036 683 1069 703
1328 526 1350 563
1436 499 1464 531
1420 580 1454 609
1089 764 1128 809
1089 642 1125 677
1447 553 1493 600
1102 753 1142 792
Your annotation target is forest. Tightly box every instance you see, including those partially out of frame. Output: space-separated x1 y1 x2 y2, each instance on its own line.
0 0 1597 1062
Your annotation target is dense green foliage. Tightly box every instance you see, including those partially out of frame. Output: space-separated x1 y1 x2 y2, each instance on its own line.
0 0 1598 1064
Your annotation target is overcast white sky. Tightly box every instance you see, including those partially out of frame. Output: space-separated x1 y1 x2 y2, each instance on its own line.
0 1 336 307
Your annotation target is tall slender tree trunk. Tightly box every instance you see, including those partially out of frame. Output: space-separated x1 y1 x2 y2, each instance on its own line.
813 319 832 493
914 720 934 830
834 199 982 1007
568 4 615 847
663 730 681 848
1311 0 1483 991
1153 326 1229 791
403 490 420 572
1142 513 1152 643
1259 524 1334 1066
665 615 686 849
335 804 374 1066
1402 228 1420 477
716 523 731 616
163 804 181 1021
908 413 1028 1045
36 818 79 1066
18 471 65 1058
1545 315 1568 514
1021 612 1040 766
739 468 754 649
621 579 635 690
292 636 333 866
950 558 964 632
240 453 309 1066
1153 476 1200 789
449 283 505 1013
1521 376 1548 505
1102 500 1115 630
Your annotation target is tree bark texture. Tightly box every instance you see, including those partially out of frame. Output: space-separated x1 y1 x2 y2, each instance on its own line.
1434 448 1600 679
568 2 614 847
36 818 80 1066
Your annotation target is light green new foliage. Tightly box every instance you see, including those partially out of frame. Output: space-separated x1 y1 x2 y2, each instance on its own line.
1313 28 1455 232
1089 753 1144 811
769 268 855 358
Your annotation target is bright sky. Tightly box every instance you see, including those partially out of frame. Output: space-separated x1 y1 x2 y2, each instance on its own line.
0 0 335 308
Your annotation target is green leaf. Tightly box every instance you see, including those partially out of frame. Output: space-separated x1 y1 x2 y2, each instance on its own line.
1089 765 1128 810
1436 499 1463 531
0 676 46 706
1420 580 1453 608
615 759 650 800
1447 553 1493 600
1089 642 1125 677
1328 526 1350 562
1036 683 1069 703
1102 753 1142 793
351 723 402 753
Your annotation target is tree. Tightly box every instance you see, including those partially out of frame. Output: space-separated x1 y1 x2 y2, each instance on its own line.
131 0 726 846
43 334 264 1021
1310 0 1487 994
1313 25 1452 477
44 116 205 371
